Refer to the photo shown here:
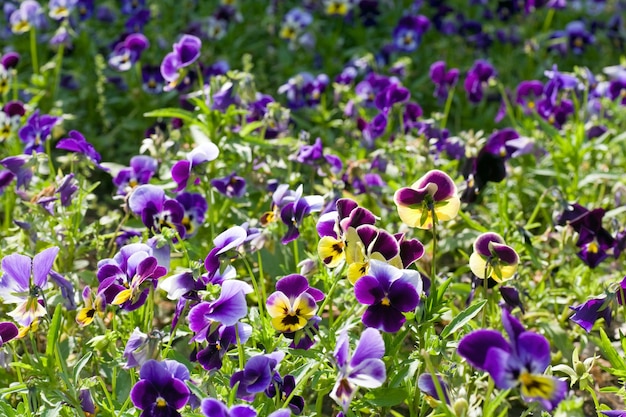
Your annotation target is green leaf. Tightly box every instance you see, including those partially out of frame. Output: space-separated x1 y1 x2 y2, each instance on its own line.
456 210 488 233
73 352 93 385
593 328 626 370
238 121 265 137
440 300 487 339
143 108 198 123
365 387 408 407
46 304 63 359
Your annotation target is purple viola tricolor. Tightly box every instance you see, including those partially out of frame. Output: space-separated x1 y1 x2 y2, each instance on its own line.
211 172 246 198
330 328 386 412
200 398 291 417
469 232 519 283
130 359 190 417
278 72 329 109
569 297 611 333
128 185 186 238
394 169 460 229
458 309 567 411
175 192 208 237
48 0 78 20
19 110 61 155
204 226 247 280
161 34 202 90
344 225 402 284
278 185 324 244
569 208 616 268
292 137 343 175
0 246 59 326
123 328 162 368
418 373 451 405
56 130 107 170
354 260 422 333
113 155 158 196
266 372 305 414
392 15 430 52
266 274 324 334
429 61 459 102
171 142 220 192
108 33 150 72
188 280 252 342
0 322 19 346
464 60 496 104
10 0 45 33
96 243 168 311
196 322 252 371
230 351 285 401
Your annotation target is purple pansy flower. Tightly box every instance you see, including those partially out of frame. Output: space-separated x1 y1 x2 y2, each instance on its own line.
278 72 329 109
56 130 107 170
196 322 252 372
566 21 594 54
0 170 15 193
128 185 186 238
10 0 45 34
374 83 410 113
188 280 252 342
266 274 324 333
1 155 34 190
0 322 19 346
204 226 247 280
108 33 150 72
113 155 158 196
175 192 208 238
464 60 496 103
417 374 451 404
266 373 305 415
130 359 190 417
567 207 616 268
392 15 430 52
48 0 77 20
200 398 291 417
212 172 246 198
279 185 324 244
230 351 285 401
570 297 611 333
429 61 459 102
161 35 202 90
123 328 162 368
96 243 168 311
0 246 59 326
330 328 386 412
19 110 61 155
458 309 567 411
354 260 422 333
171 142 220 192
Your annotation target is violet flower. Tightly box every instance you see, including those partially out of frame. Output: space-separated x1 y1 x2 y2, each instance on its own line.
330 328 386 412
429 61 459 102
458 309 567 411
464 60 496 103
161 35 202 90
130 359 190 417
0 322 19 347
279 185 324 244
278 72 329 109
417 373 451 404
188 280 253 342
175 192 208 237
570 297 611 332
56 130 107 170
0 246 59 326
196 322 251 372
292 137 343 175
48 0 77 20
0 170 15 193
212 172 246 198
354 260 422 333
200 398 290 417
568 207 616 268
266 274 324 333
113 155 158 196
374 83 410 113
566 21 594 54
10 0 45 34
1 155 34 189
230 352 285 400
171 142 220 192
392 15 430 52
142 64 165 94
96 243 168 311
204 226 247 280
19 110 61 154
266 373 305 415
128 185 186 238
108 33 150 72
469 232 519 283
123 328 162 368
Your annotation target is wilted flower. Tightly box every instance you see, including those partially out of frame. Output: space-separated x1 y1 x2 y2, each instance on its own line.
394 169 460 229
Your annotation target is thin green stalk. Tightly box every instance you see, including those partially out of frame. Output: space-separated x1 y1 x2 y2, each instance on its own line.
49 42 65 108
30 29 39 75
423 352 455 417
235 324 245 370
429 205 438 302
97 376 115 413
282 361 322 409
45 139 55 181
142 286 155 333
293 239 300 269
243 257 265 320
440 85 456 130
163 300 188 357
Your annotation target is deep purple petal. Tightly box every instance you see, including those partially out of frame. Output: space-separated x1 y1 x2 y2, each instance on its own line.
387 279 420 312
482 347 520 389
276 274 309 299
352 327 385 366
130 380 159 410
362 304 406 333
128 185 165 214
516 332 551 374
1 253 32 290
354 275 384 305
200 398 229 417
458 330 511 370
473 232 505 257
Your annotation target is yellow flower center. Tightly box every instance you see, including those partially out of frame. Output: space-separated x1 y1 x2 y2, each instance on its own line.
381 297 391 306
156 397 167 407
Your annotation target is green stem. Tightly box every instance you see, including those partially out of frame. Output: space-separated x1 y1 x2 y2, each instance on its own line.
49 42 65 108
423 353 455 417
30 28 39 75
282 361 322 409
440 85 456 130
293 239 300 269
243 257 265 320
97 376 115 413
235 324 245 370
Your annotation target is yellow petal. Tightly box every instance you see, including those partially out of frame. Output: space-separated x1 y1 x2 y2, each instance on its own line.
318 236 345 268
397 205 432 229
345 228 366 264
266 292 291 319
271 314 308 333
469 252 488 278
111 289 132 306
498 264 518 280
519 373 559 400
435 196 460 221
347 261 369 285
76 307 96 327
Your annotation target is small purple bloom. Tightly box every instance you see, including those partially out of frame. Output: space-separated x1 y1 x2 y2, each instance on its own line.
196 322 251 372
570 297 611 333
354 260 422 333
10 0 45 34
130 359 190 417
161 35 202 90
212 172 246 198
113 155 158 196
279 185 324 244
330 328 386 412
392 15 430 52
417 373 450 404
171 142 220 192
204 226 247 280
464 60 496 104
429 61 459 102
19 110 61 155
0 322 19 346
566 21 594 54
56 130 107 170
108 33 150 72
128 185 186 238
123 328 162 368
458 309 567 411
230 351 285 400
1 155 34 189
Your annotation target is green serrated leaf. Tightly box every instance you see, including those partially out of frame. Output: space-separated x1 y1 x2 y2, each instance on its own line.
440 300 488 339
